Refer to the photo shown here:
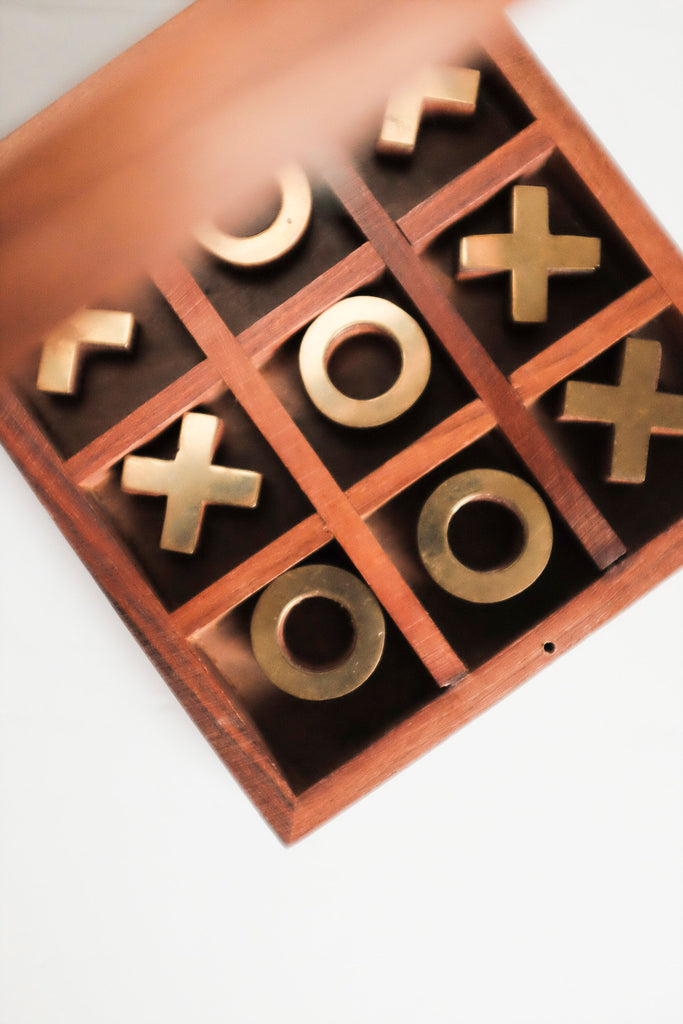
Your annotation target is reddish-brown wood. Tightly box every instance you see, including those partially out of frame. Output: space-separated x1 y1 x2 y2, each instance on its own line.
0 0 509 356
399 121 555 252
66 360 223 485
348 279 668 516
347 400 493 516
239 244 384 367
511 277 669 403
290 515 683 841
166 278 667 646
326 159 626 571
172 514 330 635
2 16 683 843
486 25 683 311
0 379 297 837
154 262 467 686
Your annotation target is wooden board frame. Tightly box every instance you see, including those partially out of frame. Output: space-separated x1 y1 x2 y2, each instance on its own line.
2 17 682 843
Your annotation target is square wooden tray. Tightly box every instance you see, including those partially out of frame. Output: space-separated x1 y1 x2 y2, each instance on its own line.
2 16 682 843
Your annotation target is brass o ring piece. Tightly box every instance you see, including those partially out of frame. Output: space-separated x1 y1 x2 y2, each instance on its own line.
417 469 553 603
250 564 386 701
194 165 312 267
299 296 431 427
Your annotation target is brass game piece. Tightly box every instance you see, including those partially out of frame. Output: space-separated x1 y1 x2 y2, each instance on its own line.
121 412 262 554
8 2 683 845
376 66 480 156
561 337 683 483
298 295 431 427
417 468 553 603
37 309 135 395
194 164 312 267
459 185 601 322
250 564 386 701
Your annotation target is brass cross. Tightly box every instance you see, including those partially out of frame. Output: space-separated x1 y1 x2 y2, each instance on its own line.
560 337 683 483
376 66 480 156
37 309 135 394
121 412 262 553
459 185 601 322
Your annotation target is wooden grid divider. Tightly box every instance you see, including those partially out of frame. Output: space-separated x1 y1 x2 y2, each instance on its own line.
3 11 683 843
172 514 329 635
59 122 560 487
399 121 555 252
171 276 667 638
349 277 668 516
325 158 626 571
239 244 383 366
66 360 223 486
0 380 297 837
239 124 555 368
486 24 683 311
511 277 668 402
153 262 467 686
54 117 666 649
61 248 382 487
289 514 683 842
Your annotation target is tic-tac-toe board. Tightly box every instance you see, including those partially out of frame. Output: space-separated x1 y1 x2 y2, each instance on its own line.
2 18 683 843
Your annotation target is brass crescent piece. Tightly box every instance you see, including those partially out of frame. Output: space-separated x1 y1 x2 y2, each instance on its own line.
194 164 312 267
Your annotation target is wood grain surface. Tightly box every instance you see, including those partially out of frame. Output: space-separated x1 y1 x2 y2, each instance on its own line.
0 0 509 357
1 13 682 842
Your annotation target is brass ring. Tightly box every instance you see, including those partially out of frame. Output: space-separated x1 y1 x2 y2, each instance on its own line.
299 295 431 427
250 564 385 701
417 469 553 603
194 164 312 267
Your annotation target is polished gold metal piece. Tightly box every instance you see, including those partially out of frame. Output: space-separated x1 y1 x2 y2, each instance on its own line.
299 295 431 427
417 468 553 603
459 185 601 323
376 66 480 156
560 337 683 484
121 412 262 554
194 164 312 267
250 564 385 701
37 309 135 395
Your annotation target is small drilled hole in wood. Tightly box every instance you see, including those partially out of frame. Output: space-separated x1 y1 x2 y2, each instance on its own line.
447 499 525 572
326 329 403 400
281 596 355 671
543 641 556 654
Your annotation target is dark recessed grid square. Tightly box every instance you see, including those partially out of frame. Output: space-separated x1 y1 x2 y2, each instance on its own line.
353 57 533 221
423 152 648 375
186 177 366 336
194 540 440 794
367 428 601 670
89 391 314 611
12 282 204 459
532 309 683 553
261 275 477 490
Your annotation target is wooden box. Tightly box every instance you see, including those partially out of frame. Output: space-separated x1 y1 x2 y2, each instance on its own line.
2 16 682 843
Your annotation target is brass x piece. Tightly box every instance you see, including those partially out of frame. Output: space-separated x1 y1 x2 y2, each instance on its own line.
37 309 135 394
250 564 385 701
560 337 683 484
194 165 312 267
376 66 480 156
121 412 262 554
459 185 601 322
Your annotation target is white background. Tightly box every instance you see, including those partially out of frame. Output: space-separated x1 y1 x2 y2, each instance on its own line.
1 1 682 1021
